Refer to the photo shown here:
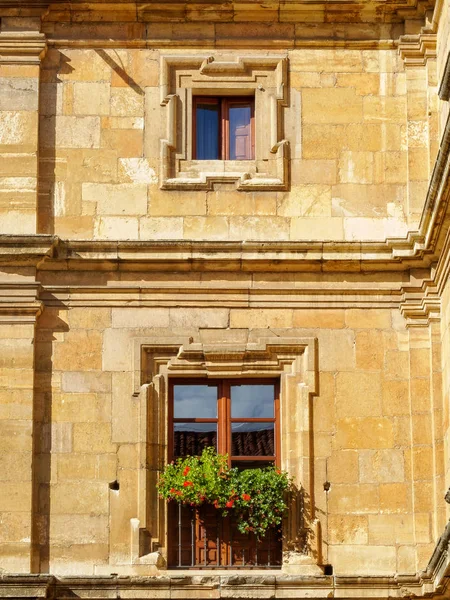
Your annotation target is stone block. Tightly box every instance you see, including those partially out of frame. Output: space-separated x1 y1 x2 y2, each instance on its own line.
230 309 293 329
207 191 276 216
328 483 380 514
290 216 344 241
229 216 289 241
94 216 139 239
51 481 109 514
61 371 112 394
0 452 31 482
412 446 433 480
363 96 406 122
101 128 143 157
328 515 368 544
111 88 144 117
379 483 412 513
339 151 374 184
317 329 355 371
51 422 73 453
313 372 336 433
0 483 31 511
355 330 385 370
0 78 38 111
149 191 206 216
359 449 405 483
118 158 157 184
335 417 394 449
290 49 362 73
397 545 416 574
0 421 32 453
336 372 382 418
73 422 116 454
327 450 359 484
73 82 110 116
0 511 30 543
140 216 183 239
53 330 103 371
328 545 396 576
50 514 109 545
368 514 414 545
68 308 111 330
277 185 331 217
111 372 138 444
302 88 363 124
41 116 101 149
111 308 170 328
0 111 38 148
169 308 229 328
384 350 409 379
292 309 345 329
382 379 409 416
57 454 97 480
83 183 148 215
53 392 110 423
290 160 337 185
184 216 229 240
346 309 391 329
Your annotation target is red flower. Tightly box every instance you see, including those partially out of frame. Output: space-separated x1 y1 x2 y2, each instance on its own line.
226 500 234 508
213 500 220 508
183 466 191 476
175 490 182 496
170 488 176 493
183 480 193 487
241 493 251 501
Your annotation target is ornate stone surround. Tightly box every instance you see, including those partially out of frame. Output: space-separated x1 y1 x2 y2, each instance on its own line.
127 334 321 574
159 54 288 191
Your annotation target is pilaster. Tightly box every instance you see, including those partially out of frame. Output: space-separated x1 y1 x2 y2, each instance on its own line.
0 17 46 235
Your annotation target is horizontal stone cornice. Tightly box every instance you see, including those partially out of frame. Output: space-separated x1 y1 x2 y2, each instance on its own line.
398 31 437 66
0 282 43 323
0 31 47 64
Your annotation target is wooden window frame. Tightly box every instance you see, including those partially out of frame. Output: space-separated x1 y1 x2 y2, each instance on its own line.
192 97 255 161
168 378 280 467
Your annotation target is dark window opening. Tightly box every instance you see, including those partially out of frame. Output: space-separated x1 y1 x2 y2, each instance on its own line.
193 97 255 161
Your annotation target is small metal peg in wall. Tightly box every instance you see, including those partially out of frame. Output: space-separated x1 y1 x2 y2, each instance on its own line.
323 481 331 492
257 84 264 91
109 480 120 491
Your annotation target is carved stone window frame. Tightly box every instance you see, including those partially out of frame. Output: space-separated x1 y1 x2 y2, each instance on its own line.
159 54 289 191
130 332 322 574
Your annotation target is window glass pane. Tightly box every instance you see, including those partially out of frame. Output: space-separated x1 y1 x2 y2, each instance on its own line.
174 384 217 418
231 384 274 418
196 102 219 159
231 422 274 456
229 104 252 160
174 423 217 457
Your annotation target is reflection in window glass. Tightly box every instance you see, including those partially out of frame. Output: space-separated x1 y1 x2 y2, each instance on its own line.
174 423 217 457
174 384 217 418
229 105 252 160
231 422 274 456
196 102 219 160
231 384 274 418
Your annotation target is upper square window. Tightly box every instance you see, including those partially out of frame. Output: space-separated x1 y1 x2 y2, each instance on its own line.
158 55 288 190
193 96 255 160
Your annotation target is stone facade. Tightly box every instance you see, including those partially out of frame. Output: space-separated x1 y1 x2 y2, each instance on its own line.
1 0 450 598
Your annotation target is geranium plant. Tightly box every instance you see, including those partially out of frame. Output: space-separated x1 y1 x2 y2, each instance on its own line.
158 447 291 539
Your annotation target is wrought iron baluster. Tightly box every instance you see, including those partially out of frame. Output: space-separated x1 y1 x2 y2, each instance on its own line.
178 503 182 567
204 518 207 566
191 508 195 567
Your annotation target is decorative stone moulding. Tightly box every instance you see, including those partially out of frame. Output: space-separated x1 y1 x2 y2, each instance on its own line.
129 333 321 574
0 32 47 65
159 54 289 191
398 30 436 66
439 51 450 101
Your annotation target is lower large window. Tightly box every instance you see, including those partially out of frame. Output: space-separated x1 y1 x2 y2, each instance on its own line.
167 379 281 568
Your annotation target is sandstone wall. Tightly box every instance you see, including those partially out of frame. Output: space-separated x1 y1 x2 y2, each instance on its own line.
27 293 444 576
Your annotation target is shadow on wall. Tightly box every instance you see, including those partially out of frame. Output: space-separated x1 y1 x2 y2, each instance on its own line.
37 49 144 236
31 305 69 573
